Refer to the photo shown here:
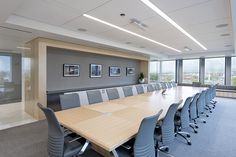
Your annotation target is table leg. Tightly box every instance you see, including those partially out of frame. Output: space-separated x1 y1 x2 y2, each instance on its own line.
112 150 119 157
79 140 90 155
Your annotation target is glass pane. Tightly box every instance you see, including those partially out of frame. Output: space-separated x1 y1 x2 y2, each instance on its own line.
231 57 236 86
0 56 12 90
161 61 176 82
182 59 199 84
205 58 225 85
149 61 160 82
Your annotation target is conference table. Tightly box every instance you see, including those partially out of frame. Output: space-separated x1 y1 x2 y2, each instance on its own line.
55 86 205 157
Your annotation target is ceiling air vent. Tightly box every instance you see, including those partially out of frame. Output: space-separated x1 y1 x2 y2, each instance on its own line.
216 24 228 28
130 18 148 31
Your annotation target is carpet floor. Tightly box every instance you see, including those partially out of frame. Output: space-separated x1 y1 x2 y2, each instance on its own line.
0 97 236 157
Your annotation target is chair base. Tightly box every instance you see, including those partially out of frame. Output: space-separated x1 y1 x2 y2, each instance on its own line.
175 132 191 145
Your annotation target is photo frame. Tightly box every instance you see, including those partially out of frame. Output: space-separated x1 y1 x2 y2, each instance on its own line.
63 64 80 77
126 67 135 76
109 66 121 77
90 64 102 78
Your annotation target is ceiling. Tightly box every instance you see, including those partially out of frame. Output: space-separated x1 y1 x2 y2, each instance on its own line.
0 0 235 59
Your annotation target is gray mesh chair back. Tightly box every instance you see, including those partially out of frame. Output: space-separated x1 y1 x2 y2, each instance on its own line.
189 93 200 120
205 89 211 104
59 93 80 110
196 91 206 114
161 101 181 145
106 88 120 100
136 85 144 94
147 84 155 92
37 103 64 157
180 97 193 129
155 84 161 90
87 90 103 104
134 109 163 157
123 86 133 97
167 82 172 88
171 82 177 87
161 82 167 89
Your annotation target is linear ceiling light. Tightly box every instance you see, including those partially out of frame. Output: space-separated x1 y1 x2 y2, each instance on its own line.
83 14 181 53
140 0 207 50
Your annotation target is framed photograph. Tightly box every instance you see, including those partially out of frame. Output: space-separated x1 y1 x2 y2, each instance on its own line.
90 64 102 78
126 67 135 76
63 64 80 77
109 66 121 77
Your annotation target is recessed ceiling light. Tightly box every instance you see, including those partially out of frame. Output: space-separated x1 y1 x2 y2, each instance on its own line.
220 33 230 37
120 13 126 17
183 46 192 51
16 46 31 50
216 24 228 28
140 0 207 51
125 42 132 44
224 44 232 47
77 28 87 32
83 14 181 53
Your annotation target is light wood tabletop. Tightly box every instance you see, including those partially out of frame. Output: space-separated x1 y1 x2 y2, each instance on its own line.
55 86 205 153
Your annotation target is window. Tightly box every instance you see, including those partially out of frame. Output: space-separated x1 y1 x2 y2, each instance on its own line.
160 60 176 82
0 55 12 89
231 57 236 86
182 59 199 84
205 57 225 85
149 61 160 82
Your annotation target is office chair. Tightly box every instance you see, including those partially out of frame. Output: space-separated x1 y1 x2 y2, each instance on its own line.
59 93 80 110
205 88 213 113
196 91 208 123
155 83 162 90
117 109 163 157
135 85 144 94
123 86 133 97
171 82 177 87
106 88 120 100
175 97 195 146
37 103 83 157
167 82 172 88
189 93 200 128
147 84 155 92
87 90 103 104
155 100 182 156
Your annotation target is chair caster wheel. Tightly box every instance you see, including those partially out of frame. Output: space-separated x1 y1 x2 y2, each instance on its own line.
203 121 206 123
165 148 169 152
206 115 209 117
187 134 191 138
210 111 212 113
194 130 198 134
175 134 177 137
187 141 192 145
195 126 199 129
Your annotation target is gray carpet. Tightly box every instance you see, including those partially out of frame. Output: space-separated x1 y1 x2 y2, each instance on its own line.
0 98 236 157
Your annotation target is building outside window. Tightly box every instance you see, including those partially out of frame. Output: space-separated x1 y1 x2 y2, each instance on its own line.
231 57 236 86
160 60 176 82
205 57 225 85
182 59 199 84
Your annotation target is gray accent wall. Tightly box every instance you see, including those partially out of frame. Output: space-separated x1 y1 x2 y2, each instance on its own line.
47 47 141 92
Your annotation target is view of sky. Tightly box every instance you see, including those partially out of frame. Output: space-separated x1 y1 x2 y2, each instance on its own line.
0 56 11 72
183 59 199 73
232 57 236 72
205 58 225 73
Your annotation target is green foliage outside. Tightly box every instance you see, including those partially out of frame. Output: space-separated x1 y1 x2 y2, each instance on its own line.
232 76 236 86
